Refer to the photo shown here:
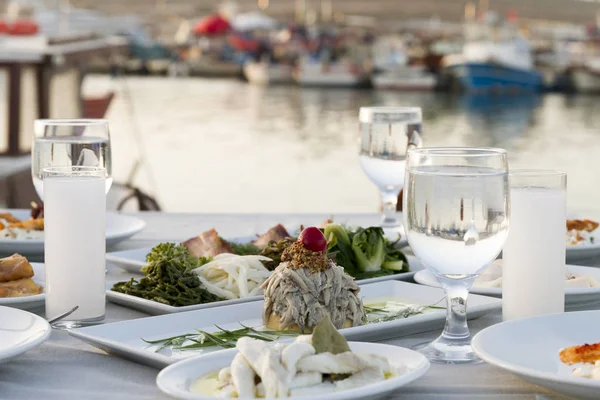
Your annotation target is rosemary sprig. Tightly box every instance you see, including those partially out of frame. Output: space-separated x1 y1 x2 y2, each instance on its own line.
143 323 300 353
144 300 447 352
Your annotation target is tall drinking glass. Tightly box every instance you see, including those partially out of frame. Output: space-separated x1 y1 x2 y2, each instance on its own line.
502 170 566 321
404 147 510 363
44 166 106 328
32 119 112 199
359 107 423 229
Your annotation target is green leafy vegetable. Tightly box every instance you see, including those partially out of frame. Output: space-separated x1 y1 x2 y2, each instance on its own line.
324 223 356 271
228 241 261 256
111 243 220 306
324 224 408 279
382 237 409 272
351 227 386 272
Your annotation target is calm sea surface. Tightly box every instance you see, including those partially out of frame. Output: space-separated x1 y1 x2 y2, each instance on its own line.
84 75 600 214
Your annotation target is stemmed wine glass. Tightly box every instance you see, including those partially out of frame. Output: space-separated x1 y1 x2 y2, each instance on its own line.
32 119 113 199
403 147 510 364
359 107 423 229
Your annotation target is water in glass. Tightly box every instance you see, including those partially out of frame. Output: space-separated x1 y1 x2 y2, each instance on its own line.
33 136 112 197
403 148 509 364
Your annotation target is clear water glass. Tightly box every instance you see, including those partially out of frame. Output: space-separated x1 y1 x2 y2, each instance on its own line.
32 119 112 199
44 166 107 329
403 147 510 363
359 107 423 229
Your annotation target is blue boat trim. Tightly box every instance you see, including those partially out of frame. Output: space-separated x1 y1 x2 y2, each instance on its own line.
450 62 543 92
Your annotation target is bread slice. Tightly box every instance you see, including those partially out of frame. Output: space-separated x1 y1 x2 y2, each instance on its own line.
0 254 34 282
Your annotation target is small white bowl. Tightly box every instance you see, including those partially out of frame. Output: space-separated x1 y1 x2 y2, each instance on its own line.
157 341 430 400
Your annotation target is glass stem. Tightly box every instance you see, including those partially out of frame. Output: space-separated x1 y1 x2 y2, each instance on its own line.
438 277 474 342
381 190 399 226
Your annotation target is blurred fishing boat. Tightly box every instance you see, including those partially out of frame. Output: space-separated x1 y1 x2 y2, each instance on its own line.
244 60 293 85
445 10 542 92
571 58 600 93
294 58 369 87
447 37 542 92
568 34 600 93
371 36 436 91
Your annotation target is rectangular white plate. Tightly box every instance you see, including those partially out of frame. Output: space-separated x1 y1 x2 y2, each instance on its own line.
106 254 424 315
71 280 501 369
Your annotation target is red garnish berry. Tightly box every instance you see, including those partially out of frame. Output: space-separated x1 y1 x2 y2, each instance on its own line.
297 227 327 253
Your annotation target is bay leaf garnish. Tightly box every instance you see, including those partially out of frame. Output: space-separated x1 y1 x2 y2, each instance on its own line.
311 315 350 355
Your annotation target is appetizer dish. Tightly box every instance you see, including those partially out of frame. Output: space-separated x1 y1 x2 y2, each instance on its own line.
111 224 409 308
262 227 365 332
474 260 600 289
0 254 44 297
189 317 403 398
560 342 600 380
112 243 223 306
0 205 44 240
181 223 408 278
567 219 599 246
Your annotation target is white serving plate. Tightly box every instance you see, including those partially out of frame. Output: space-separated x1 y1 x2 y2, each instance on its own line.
0 209 146 255
70 280 501 369
0 306 51 362
106 255 423 315
472 310 600 400
567 241 600 262
106 290 265 316
414 264 600 311
0 263 45 310
156 342 429 400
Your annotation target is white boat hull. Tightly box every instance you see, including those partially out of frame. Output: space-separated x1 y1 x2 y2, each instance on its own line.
373 74 436 91
243 62 293 85
295 63 366 87
572 69 600 93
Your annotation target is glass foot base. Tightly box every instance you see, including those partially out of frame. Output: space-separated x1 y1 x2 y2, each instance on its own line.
413 339 482 365
51 314 105 330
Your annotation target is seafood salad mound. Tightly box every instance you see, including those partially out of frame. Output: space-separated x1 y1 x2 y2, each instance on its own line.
207 316 401 398
261 227 366 332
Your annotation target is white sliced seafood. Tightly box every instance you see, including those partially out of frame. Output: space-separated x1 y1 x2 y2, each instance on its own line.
230 353 256 398
289 372 322 389
296 352 372 374
236 337 289 398
334 366 385 391
281 343 315 376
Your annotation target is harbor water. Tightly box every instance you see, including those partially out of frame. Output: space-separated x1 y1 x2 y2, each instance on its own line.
84 74 600 214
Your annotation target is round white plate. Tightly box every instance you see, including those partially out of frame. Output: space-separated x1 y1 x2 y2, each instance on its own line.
157 341 430 400
0 305 51 363
0 209 146 255
472 310 600 399
413 264 600 310
0 263 45 310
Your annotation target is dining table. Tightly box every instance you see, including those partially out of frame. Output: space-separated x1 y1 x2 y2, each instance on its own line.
0 212 591 400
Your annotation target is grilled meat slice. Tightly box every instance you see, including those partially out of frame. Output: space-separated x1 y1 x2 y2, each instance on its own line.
253 224 292 248
182 229 235 257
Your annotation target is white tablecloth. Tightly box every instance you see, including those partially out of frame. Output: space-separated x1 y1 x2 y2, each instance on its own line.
0 213 587 400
